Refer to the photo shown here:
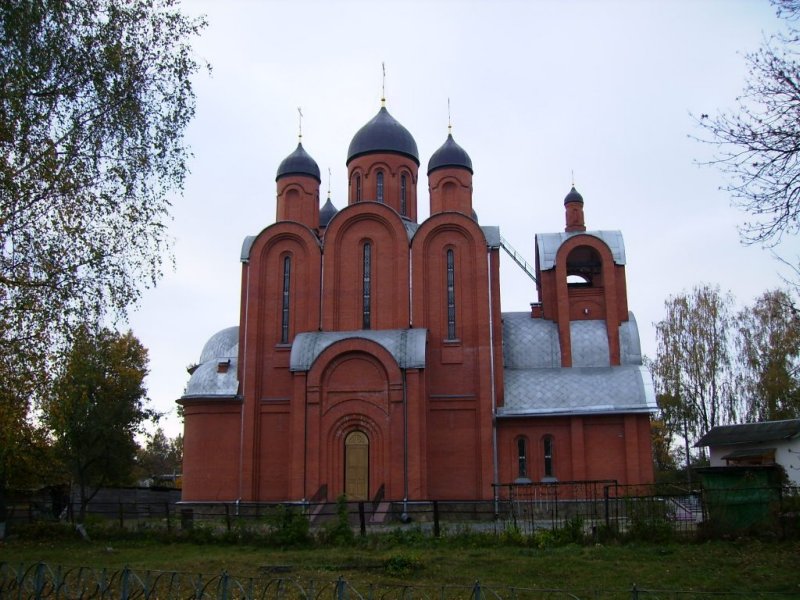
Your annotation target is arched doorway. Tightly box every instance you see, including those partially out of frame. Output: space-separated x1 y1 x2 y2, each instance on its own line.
344 431 369 500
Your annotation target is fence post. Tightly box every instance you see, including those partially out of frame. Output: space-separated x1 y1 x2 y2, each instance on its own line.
336 575 346 600
165 502 171 533
472 580 482 600
358 502 366 537
119 501 125 529
225 503 231 533
630 583 639 600
181 508 193 530
604 485 610 529
433 501 440 538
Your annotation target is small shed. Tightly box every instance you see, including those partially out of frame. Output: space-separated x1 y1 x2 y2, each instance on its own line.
695 419 800 486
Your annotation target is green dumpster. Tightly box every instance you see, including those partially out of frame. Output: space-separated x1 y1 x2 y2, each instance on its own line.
697 466 783 534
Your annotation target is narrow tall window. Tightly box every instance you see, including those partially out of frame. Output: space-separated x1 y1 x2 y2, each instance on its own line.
362 243 371 329
400 174 407 215
281 256 291 343
543 436 554 478
376 170 384 203
446 249 456 339
517 438 528 479
355 175 362 202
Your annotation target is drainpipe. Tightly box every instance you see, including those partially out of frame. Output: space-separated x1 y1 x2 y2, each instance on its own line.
402 369 410 522
238 259 251 504
487 249 499 516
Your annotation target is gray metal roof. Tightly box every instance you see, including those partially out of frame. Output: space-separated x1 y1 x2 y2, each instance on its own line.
500 365 657 417
403 219 420 240
184 359 239 398
570 320 610 367
502 312 643 369
619 314 643 364
695 419 800 447
482 226 501 248
502 313 561 369
198 326 239 364
536 230 626 271
290 328 427 372
500 311 654 416
183 326 240 399
241 236 256 262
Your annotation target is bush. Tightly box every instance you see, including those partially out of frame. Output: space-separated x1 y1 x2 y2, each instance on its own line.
266 504 311 547
383 551 423 576
318 496 354 546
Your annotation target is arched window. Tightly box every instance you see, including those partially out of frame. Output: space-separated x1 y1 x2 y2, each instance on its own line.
543 435 554 478
281 255 291 343
517 438 528 479
376 170 384 203
400 173 407 215
362 242 372 329
355 174 362 202
446 249 456 339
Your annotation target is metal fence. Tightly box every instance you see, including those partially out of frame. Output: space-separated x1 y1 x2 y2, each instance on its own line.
2 563 797 600
5 482 800 541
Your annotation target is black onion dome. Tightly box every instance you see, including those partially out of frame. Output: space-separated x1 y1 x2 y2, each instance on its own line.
427 133 473 175
564 186 584 204
276 143 321 182
347 106 419 165
319 197 338 227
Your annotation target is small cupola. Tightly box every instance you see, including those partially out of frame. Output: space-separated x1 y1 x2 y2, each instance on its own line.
319 195 338 229
427 133 473 175
276 142 321 182
564 186 586 232
428 129 474 217
275 140 321 228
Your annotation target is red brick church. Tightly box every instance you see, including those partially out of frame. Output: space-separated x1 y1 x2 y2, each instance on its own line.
179 100 656 503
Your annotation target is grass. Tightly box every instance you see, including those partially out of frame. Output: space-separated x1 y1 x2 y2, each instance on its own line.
1 527 799 595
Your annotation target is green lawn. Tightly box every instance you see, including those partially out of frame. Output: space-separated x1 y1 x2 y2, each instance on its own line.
2 533 799 596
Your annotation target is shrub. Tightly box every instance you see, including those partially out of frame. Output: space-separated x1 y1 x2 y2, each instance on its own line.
266 504 311 547
318 495 354 546
383 551 423 576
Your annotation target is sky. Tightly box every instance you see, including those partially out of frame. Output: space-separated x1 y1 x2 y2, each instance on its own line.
126 0 800 439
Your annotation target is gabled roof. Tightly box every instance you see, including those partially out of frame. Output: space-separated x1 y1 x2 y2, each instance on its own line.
695 419 800 447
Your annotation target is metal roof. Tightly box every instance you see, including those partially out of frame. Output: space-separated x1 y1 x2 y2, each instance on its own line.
427 133 473 175
184 359 239 398
502 312 643 369
275 142 321 182
499 365 657 417
536 230 626 271
198 326 239 365
481 226 501 248
183 326 240 399
290 328 427 372
347 106 419 165
241 236 256 262
695 419 800 447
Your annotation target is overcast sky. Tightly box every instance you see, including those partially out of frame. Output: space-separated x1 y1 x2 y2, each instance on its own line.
127 0 800 438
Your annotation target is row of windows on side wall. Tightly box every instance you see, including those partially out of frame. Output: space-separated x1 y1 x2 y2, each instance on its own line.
352 172 408 215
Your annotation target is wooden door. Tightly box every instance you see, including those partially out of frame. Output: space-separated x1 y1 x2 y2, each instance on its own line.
344 431 369 500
